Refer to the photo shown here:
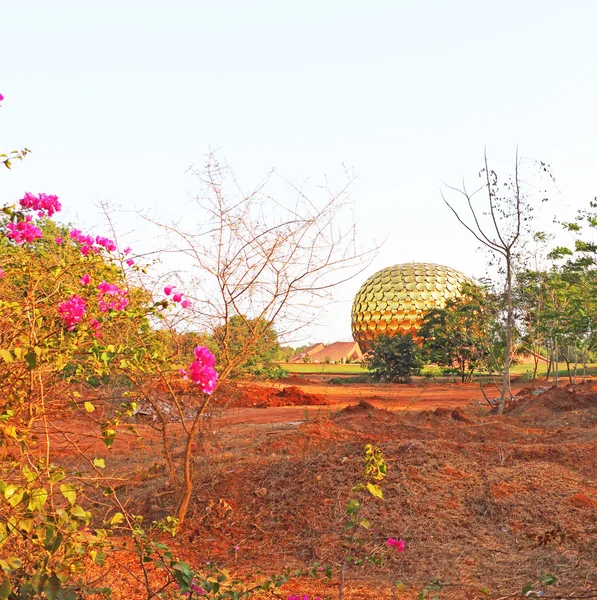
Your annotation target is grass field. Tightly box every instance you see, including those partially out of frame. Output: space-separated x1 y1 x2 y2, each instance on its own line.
280 362 366 374
281 360 597 378
509 362 597 378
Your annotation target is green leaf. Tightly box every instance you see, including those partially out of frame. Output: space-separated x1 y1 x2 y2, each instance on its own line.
101 429 116 448
44 530 63 554
70 505 87 519
17 519 33 533
84 401 95 413
0 576 10 600
366 483 383 498
0 557 20 573
3 484 16 500
522 583 533 595
28 487 48 511
6 488 24 508
49 470 65 483
0 350 12 364
24 351 37 370
60 483 76 505
93 458 105 469
539 574 557 586
110 512 125 526
346 498 360 514
43 573 61 600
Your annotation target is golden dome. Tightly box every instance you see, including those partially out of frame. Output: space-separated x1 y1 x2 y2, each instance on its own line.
351 262 472 352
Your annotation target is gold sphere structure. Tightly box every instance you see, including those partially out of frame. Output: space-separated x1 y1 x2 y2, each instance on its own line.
351 262 472 353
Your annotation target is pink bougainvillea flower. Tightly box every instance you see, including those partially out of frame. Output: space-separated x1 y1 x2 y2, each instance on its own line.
80 274 91 285
6 220 43 244
89 318 102 338
386 537 405 552
0 92 4 104
190 582 205 594
123 246 132 255
95 235 117 252
97 281 120 295
287 596 321 600
0 267 5 278
125 258 134 266
69 229 117 255
97 281 128 312
19 192 62 218
172 293 183 303
164 285 175 296
184 346 218 395
188 363 218 395
58 295 86 330
55 237 63 244
180 299 191 309
194 345 216 366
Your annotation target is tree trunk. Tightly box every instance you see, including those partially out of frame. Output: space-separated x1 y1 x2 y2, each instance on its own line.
532 351 539 382
545 342 554 381
553 340 560 387
177 394 211 525
498 255 513 415
565 358 572 384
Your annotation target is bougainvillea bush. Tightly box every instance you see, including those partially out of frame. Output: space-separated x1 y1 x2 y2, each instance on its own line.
0 189 335 600
0 189 225 598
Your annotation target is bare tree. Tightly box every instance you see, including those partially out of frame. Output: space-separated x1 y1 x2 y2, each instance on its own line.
441 150 551 414
141 153 378 522
152 153 377 377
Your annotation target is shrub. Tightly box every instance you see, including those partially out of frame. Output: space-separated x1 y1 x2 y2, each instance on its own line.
364 334 424 383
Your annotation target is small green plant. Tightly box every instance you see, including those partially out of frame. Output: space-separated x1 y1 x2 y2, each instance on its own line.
522 574 558 597
518 369 534 382
417 578 445 600
338 444 402 600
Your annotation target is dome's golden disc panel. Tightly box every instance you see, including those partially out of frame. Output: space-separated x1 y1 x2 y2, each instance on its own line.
351 262 471 353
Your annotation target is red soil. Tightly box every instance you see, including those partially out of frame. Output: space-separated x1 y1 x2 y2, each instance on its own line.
34 379 597 598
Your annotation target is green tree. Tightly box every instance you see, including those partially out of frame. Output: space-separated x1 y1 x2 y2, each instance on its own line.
365 334 424 383
212 315 283 378
419 283 498 383
442 152 555 412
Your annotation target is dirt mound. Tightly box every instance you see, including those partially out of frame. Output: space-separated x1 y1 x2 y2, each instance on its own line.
509 383 597 425
340 399 377 413
174 402 597 598
221 384 329 407
54 378 597 598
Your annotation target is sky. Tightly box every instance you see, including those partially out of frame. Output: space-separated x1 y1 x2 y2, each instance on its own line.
2 1 597 344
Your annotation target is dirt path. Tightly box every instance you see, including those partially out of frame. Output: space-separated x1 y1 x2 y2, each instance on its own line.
212 380 524 426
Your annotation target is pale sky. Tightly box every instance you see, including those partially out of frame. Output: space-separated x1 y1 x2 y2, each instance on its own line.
2 1 596 344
